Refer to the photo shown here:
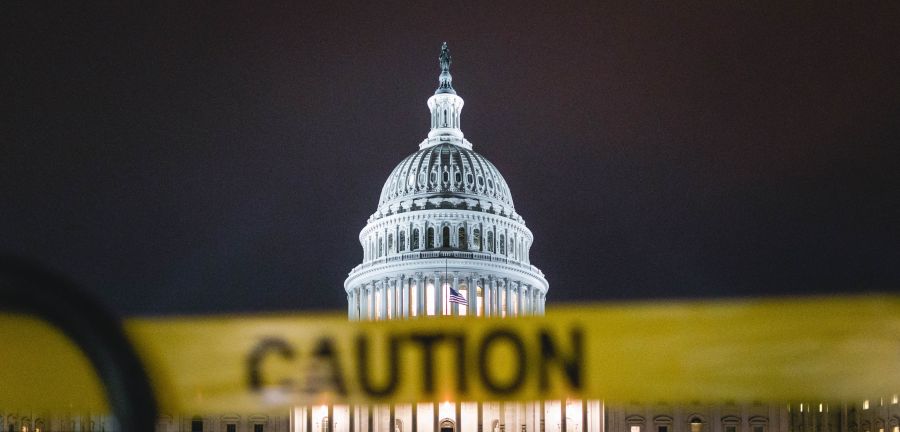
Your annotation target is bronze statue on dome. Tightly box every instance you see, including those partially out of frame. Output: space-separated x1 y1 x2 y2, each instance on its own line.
439 42 451 72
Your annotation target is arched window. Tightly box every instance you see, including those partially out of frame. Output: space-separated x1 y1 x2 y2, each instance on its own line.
427 227 435 249
440 419 455 432
487 231 494 252
378 238 383 258
442 226 451 248
399 231 406 252
499 234 505 255
458 227 467 250
473 228 481 250
387 234 394 253
510 238 515 258
413 228 420 250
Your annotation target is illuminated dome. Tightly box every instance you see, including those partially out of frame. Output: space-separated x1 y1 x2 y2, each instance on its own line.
376 143 515 216
345 42 547 321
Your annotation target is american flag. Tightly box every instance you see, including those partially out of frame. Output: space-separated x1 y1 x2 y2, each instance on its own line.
448 286 468 306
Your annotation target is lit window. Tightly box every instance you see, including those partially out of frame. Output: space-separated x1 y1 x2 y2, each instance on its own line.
631 427 641 432
863 400 870 410
819 403 823 413
892 394 898 404
690 418 703 432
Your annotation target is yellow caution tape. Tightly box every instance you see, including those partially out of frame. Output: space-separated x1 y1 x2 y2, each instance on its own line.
0 313 109 411
2 295 899 414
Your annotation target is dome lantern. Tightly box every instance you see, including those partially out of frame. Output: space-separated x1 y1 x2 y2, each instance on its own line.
424 42 469 149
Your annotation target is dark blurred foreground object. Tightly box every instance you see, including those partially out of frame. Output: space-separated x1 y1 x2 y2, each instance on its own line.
0 256 158 432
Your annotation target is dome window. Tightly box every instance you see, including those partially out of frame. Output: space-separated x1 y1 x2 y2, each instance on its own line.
430 170 438 185
499 234 506 255
454 171 461 184
473 228 481 251
418 172 426 187
427 228 435 249
486 231 495 252
387 234 394 253
442 226 451 248
477 175 484 188
399 231 406 252
442 169 450 184
407 173 416 188
466 173 474 185
412 229 420 250
487 178 494 190
458 227 467 250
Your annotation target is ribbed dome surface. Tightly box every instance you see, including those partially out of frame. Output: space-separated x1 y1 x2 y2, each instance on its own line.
378 143 514 208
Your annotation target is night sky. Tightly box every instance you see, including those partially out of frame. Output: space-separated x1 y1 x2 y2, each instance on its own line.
4 3 899 316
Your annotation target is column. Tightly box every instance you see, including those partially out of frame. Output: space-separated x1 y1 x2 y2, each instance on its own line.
415 273 424 318
384 278 391 320
391 277 399 319
492 277 499 317
517 283 525 318
485 277 493 318
360 285 369 321
467 274 477 317
401 276 409 319
434 271 443 316
504 278 512 318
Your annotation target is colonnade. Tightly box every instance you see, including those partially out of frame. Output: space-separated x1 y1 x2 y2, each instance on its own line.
347 273 546 320
293 400 603 432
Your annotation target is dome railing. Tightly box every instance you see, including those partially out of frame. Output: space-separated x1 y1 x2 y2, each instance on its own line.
348 250 544 277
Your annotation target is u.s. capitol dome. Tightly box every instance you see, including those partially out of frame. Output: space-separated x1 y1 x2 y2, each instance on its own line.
345 43 548 320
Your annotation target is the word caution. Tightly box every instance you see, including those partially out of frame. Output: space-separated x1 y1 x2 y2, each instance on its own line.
2 295 899 414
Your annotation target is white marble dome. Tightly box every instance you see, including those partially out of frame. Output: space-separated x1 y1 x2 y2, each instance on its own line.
345 43 547 321
378 143 514 211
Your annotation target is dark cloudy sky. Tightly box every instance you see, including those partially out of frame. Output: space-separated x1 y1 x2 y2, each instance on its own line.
3 3 898 316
